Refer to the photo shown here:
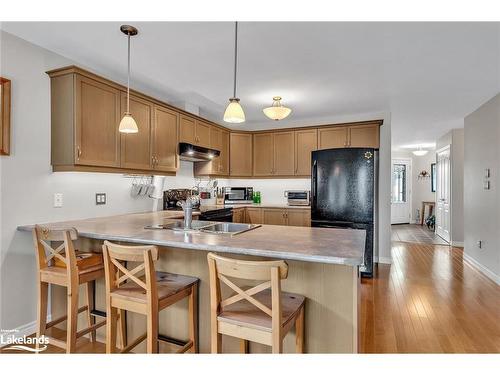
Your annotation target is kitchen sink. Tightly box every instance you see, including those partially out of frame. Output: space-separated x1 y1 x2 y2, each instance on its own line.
144 220 216 232
200 222 261 235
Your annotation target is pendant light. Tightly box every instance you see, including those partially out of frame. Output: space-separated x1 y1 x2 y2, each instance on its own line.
263 96 292 121
119 25 139 134
223 22 245 123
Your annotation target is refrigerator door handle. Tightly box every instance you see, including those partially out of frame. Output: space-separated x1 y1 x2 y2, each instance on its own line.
312 159 318 206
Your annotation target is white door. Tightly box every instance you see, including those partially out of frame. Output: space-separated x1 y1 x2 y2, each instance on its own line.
391 158 411 224
436 147 451 242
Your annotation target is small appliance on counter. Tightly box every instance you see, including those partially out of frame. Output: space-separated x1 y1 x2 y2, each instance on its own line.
284 190 310 206
163 189 200 210
223 187 254 204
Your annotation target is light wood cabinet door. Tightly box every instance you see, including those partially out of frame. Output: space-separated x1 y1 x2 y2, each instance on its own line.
196 120 211 148
153 105 179 172
273 131 295 176
120 94 153 170
348 124 380 148
232 208 244 223
286 209 311 227
75 75 121 167
230 133 253 176
263 208 287 225
180 115 196 144
209 126 222 173
318 127 348 150
295 129 317 176
253 133 274 176
245 208 263 224
219 130 230 175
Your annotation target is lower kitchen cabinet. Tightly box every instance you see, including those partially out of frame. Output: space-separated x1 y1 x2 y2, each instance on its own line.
286 209 311 227
245 207 263 224
262 208 288 225
232 208 245 223
240 207 311 227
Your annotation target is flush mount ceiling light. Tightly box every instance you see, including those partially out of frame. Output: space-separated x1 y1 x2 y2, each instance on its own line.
223 22 245 124
413 146 429 156
119 25 139 134
263 96 292 121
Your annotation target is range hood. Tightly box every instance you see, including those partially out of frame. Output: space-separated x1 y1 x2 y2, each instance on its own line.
179 142 221 162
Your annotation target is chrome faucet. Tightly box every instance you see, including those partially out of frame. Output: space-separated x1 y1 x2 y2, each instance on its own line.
182 199 193 229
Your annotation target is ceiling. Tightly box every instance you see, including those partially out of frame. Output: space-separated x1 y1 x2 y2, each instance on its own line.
1 22 499 149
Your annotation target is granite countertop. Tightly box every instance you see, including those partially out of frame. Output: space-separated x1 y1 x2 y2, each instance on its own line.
17 211 364 266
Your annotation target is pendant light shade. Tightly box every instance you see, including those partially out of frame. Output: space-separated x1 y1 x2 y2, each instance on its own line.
263 96 292 121
119 25 139 134
224 98 245 123
224 22 245 123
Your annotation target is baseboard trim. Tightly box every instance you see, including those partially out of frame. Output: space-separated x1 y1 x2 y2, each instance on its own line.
463 252 500 286
452 241 464 247
374 256 392 264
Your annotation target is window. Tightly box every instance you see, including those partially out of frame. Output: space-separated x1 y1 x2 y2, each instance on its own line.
392 164 407 203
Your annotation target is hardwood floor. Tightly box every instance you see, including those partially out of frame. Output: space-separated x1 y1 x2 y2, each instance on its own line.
361 241 500 353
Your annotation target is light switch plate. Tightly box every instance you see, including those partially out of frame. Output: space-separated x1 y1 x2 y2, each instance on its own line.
54 193 63 208
95 193 106 205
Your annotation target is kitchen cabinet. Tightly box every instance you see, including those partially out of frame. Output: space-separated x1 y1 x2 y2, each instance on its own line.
294 129 317 176
230 132 253 176
196 120 211 148
120 93 153 170
194 126 229 176
253 133 274 176
349 123 380 148
253 131 295 176
245 207 263 224
262 208 287 225
286 209 311 227
318 126 348 150
232 208 245 223
179 115 196 144
152 105 179 172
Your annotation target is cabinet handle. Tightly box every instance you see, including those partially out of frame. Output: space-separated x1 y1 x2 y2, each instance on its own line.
77 147 82 160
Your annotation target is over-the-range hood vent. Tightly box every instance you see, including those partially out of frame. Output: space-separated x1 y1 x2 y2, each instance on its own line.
179 142 221 162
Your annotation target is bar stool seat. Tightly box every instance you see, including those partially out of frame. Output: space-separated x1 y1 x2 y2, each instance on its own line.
218 289 305 332
111 271 198 305
39 262 104 286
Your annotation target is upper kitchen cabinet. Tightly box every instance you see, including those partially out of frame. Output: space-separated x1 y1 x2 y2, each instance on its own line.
180 115 210 148
273 131 295 175
153 105 179 172
230 132 253 177
318 126 348 150
194 126 229 177
120 93 153 170
295 129 317 176
348 123 380 148
49 71 122 169
253 133 274 176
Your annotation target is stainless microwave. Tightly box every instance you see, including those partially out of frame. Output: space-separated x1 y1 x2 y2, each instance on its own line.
223 187 254 204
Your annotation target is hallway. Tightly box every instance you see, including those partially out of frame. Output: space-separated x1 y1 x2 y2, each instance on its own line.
361 241 500 353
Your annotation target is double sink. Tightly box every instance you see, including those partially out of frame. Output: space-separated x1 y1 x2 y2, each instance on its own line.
145 221 261 236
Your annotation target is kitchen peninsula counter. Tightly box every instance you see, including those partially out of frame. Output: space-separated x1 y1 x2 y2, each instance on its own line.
18 211 364 353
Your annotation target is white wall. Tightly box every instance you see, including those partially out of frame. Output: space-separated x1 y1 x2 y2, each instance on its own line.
392 150 436 223
464 94 500 284
437 128 465 245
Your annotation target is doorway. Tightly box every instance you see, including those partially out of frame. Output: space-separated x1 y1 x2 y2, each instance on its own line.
391 158 412 224
435 146 451 243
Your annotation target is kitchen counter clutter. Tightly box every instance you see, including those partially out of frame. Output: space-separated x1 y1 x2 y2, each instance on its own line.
18 211 364 353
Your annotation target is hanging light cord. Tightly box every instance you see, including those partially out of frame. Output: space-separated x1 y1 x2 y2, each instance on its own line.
127 31 131 114
232 21 238 99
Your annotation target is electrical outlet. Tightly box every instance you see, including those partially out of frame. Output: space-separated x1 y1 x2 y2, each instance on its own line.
95 193 106 205
54 193 63 208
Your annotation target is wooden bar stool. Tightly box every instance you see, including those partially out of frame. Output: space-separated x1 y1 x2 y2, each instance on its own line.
32 225 119 353
207 253 306 354
102 240 199 354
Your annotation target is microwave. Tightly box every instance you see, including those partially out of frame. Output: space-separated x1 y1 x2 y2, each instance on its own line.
284 190 311 206
223 187 254 204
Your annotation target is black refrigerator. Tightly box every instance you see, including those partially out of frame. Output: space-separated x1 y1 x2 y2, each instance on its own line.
311 148 378 277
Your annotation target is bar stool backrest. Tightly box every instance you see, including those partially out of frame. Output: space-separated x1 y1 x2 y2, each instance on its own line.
102 240 159 297
207 252 288 339
32 225 79 272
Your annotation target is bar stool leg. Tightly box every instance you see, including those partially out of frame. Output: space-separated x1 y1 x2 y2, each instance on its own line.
240 339 249 353
295 306 305 353
188 284 198 353
118 309 127 349
66 284 79 353
106 306 118 353
36 281 49 351
146 309 159 354
85 281 96 342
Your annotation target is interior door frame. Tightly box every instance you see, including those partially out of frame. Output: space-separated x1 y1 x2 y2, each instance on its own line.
435 145 451 243
391 157 412 224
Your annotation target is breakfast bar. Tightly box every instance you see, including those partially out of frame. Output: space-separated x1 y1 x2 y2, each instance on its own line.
18 210 365 353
